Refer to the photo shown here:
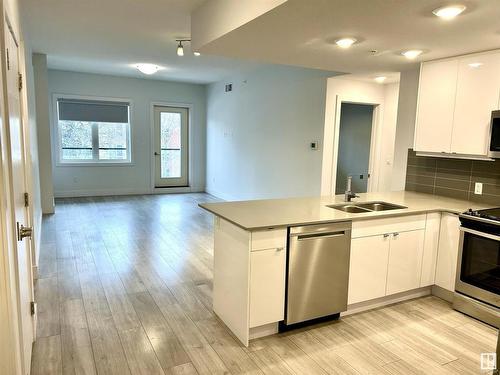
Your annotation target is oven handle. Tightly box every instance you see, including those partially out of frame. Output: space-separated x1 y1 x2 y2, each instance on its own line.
460 226 500 242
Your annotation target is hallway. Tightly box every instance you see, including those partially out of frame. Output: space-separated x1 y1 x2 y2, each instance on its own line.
31 194 497 375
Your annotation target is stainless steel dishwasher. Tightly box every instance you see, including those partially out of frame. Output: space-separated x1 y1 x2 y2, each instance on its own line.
284 221 351 326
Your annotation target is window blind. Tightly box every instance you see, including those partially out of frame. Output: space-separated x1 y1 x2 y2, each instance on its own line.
58 99 129 123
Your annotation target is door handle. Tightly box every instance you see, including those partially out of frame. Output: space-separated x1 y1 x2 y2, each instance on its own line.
17 222 33 241
393 232 399 238
154 152 160 156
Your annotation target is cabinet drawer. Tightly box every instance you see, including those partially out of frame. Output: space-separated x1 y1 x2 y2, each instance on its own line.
251 229 286 251
352 214 426 238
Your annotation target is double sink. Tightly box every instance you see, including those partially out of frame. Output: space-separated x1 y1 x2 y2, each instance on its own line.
327 201 407 213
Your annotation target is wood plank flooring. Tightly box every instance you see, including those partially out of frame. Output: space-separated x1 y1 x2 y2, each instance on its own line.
31 193 498 375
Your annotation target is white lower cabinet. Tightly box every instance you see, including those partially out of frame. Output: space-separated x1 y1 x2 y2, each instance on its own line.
349 214 431 305
249 248 286 328
386 230 425 295
435 213 461 292
348 235 390 304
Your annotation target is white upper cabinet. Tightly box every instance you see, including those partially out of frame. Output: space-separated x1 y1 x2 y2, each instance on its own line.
415 59 458 153
415 50 500 157
452 53 500 155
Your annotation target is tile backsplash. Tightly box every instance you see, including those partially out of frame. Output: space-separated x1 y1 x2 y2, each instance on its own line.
405 149 500 204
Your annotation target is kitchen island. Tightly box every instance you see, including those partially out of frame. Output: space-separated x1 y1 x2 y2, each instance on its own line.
199 191 492 346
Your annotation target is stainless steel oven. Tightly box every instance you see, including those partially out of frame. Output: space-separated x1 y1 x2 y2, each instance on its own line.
454 209 500 328
489 110 500 158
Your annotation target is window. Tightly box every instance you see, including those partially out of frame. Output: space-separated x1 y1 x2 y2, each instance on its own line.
57 98 131 164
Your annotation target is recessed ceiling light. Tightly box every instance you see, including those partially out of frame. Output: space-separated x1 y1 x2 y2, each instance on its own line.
402 50 423 59
432 5 466 20
374 76 387 83
335 38 357 49
468 62 483 68
193 52 201 56
134 63 162 75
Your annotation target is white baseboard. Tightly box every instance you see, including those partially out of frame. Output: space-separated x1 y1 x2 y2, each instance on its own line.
431 285 454 303
55 186 205 198
54 188 149 198
342 287 432 316
204 187 236 201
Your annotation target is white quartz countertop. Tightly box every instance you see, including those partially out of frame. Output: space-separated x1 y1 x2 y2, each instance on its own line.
199 191 494 230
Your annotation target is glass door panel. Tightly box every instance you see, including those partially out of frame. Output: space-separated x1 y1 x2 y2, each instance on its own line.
154 106 188 187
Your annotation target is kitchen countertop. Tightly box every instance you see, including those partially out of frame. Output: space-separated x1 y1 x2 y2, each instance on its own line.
199 191 494 230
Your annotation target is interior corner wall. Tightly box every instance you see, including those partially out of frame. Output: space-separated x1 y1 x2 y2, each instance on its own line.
32 53 54 213
320 77 400 196
205 65 331 201
47 70 206 197
391 67 420 191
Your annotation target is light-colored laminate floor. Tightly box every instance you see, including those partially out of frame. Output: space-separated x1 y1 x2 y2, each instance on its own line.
31 193 498 375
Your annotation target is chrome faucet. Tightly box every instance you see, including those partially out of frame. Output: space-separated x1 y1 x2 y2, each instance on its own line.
344 176 359 202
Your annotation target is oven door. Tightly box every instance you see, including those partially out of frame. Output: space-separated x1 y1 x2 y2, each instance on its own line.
456 227 500 308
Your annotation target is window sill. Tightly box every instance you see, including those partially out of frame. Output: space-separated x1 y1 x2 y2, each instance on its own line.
56 161 135 167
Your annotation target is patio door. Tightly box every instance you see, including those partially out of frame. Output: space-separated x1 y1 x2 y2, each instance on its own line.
154 106 189 187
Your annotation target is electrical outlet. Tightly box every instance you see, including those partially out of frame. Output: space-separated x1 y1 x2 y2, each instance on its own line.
474 182 483 195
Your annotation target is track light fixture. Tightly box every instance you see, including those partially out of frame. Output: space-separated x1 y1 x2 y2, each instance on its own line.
176 39 197 57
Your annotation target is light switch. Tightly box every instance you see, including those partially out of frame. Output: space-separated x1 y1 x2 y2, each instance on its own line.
474 182 483 195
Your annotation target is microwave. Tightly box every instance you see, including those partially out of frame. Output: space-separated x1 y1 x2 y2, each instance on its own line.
490 110 500 158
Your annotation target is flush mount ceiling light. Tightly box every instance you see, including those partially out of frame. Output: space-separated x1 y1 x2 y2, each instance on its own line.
468 62 483 68
335 37 357 49
374 76 387 83
193 52 201 56
135 63 162 75
432 5 466 20
402 49 423 59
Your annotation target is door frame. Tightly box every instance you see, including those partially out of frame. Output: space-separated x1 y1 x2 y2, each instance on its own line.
149 101 194 193
330 95 382 196
0 13 35 375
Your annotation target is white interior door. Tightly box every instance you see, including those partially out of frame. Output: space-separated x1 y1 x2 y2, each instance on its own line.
5 25 34 374
154 106 188 187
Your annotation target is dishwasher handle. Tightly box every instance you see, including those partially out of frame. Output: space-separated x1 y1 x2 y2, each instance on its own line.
295 231 347 240
289 221 352 237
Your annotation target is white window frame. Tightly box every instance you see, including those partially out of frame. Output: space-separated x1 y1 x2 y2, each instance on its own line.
53 94 134 166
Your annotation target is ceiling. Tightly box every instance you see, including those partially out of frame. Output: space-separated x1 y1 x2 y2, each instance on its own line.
197 0 500 75
20 0 260 84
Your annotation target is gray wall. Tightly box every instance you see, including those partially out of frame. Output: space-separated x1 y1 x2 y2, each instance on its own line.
206 65 331 200
47 70 207 197
405 149 500 204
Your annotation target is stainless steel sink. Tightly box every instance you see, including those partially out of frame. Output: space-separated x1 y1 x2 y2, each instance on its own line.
355 201 407 211
327 204 372 213
327 201 407 213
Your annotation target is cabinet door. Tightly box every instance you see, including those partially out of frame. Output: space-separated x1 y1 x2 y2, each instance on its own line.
435 213 461 292
415 60 458 153
452 53 500 155
249 248 286 327
348 235 390 304
386 230 425 295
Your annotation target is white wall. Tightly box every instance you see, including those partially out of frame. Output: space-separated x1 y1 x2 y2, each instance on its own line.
32 54 54 213
391 67 420 191
46 70 206 197
206 65 332 201
321 77 400 195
